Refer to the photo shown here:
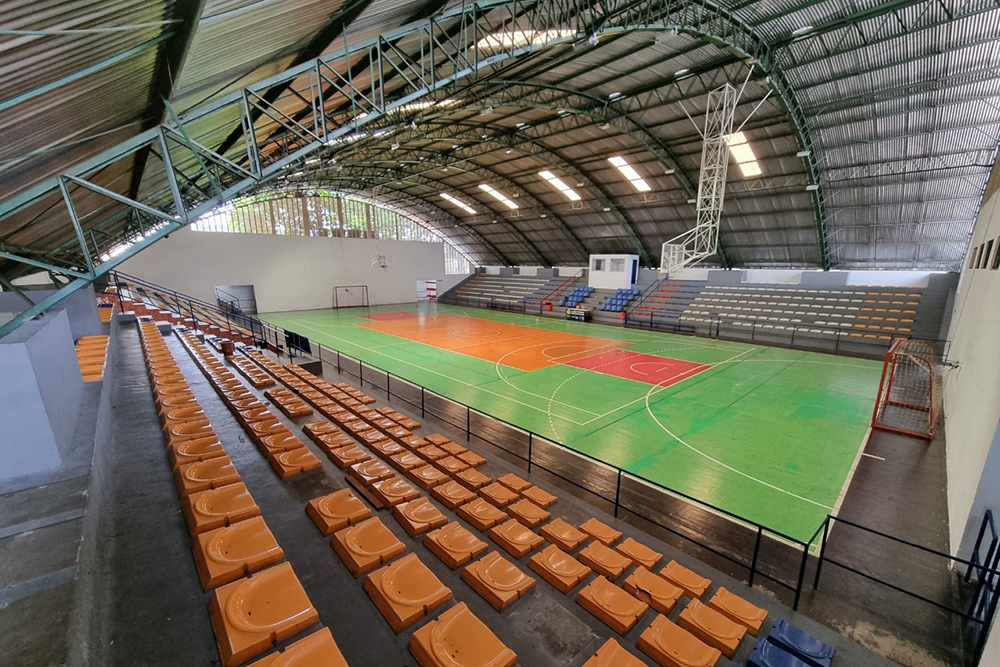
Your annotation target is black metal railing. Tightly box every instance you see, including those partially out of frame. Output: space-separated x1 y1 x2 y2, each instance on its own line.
813 512 1000 663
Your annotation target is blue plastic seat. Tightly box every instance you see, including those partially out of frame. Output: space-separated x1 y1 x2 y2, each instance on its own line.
767 620 834 667
748 639 811 667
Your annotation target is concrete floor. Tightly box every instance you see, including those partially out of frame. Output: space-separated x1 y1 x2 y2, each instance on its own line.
60 322 901 667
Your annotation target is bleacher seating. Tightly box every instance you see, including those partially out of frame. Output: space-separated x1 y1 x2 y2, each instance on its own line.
126 310 853 667
75 334 109 382
600 288 640 312
449 274 564 306
560 285 594 307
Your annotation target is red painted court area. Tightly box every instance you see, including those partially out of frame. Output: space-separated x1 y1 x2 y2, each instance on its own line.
567 349 711 387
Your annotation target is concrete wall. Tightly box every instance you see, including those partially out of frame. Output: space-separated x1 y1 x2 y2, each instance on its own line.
665 268 938 287
0 286 102 340
942 161 1000 557
118 228 448 312
0 310 84 481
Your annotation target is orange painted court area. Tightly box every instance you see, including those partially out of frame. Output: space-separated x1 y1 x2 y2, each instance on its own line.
358 312 628 371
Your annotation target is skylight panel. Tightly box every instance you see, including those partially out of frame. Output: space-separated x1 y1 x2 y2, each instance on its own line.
440 192 476 214
608 156 652 192
478 184 519 209
538 170 582 201
476 29 576 52
725 132 762 178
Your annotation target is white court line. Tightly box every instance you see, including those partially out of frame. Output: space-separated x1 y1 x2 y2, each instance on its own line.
862 452 885 461
828 428 873 539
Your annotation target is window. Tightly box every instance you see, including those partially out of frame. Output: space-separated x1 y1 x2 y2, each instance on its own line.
984 240 995 269
593 258 605 271
970 245 980 270
611 258 625 272
725 132 763 178
993 238 1000 270
192 191 475 272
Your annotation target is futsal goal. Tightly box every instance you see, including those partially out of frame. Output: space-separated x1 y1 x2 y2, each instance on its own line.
871 339 943 439
333 285 369 308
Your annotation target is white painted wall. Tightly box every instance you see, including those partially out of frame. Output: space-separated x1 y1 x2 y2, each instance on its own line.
846 270 934 287
745 270 803 284
663 267 936 286
517 266 543 276
118 228 447 312
942 169 1000 554
588 254 639 289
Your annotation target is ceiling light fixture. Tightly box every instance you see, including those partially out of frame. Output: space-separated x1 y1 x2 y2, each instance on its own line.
539 170 582 200
608 156 652 192
674 68 690 77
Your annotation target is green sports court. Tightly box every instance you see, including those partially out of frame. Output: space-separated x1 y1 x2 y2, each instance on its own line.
262 303 881 540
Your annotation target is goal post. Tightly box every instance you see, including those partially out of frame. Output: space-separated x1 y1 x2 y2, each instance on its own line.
871 339 943 439
332 285 369 308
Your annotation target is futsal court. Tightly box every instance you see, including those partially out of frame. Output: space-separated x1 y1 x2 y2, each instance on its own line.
262 303 883 541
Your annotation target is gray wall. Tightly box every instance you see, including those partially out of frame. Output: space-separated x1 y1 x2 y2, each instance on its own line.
0 310 84 481
0 285 102 341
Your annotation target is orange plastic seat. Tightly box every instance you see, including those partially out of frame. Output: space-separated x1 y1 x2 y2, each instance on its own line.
577 575 649 634
258 432 305 458
328 445 371 468
434 456 470 475
479 482 519 508
457 450 487 468
390 450 425 472
430 480 476 510
237 406 274 425
371 439 406 459
246 628 348 667
677 599 745 658
193 516 284 589
582 638 647 667
168 436 226 470
408 602 516 667
638 614 721 667
419 445 448 462
616 537 664 570
540 518 588 551
528 544 592 593
578 541 632 581
457 498 509 532
364 553 453 632
622 566 684 614
175 456 241 498
348 459 394 486
497 473 531 493
408 464 449 489
462 550 536 611
424 521 488 569
165 419 215 446
505 499 551 528
303 421 337 438
161 406 208 431
580 518 622 546
249 418 288 442
489 518 543 558
315 432 355 454
660 560 711 599
401 435 429 449
706 587 767 635
270 448 322 478
455 468 491 491
357 429 388 448
331 517 407 577
425 433 451 446
370 475 421 506
157 393 200 414
393 497 448 536
208 562 319 667
305 489 372 535
440 441 468 456
520 486 557 508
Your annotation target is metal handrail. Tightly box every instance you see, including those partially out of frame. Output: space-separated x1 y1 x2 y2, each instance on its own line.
625 274 665 317
530 268 585 307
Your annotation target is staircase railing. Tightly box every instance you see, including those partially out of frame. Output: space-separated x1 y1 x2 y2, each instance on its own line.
529 269 584 309
108 271 315 360
624 276 665 320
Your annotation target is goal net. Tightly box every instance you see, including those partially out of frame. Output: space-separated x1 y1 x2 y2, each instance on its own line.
871 339 943 439
332 285 369 308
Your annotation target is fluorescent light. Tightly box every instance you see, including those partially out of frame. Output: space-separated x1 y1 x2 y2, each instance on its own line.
791 25 814 36
663 168 675 175
674 68 690 77
476 29 576 52
608 156 652 192
539 170 582 201
796 149 811 158
391 98 459 114
609 92 623 99
725 131 762 179
806 184 820 191
478 184 519 210
440 192 476 214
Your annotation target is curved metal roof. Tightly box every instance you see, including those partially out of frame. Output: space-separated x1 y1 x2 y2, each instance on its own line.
1 0 998 288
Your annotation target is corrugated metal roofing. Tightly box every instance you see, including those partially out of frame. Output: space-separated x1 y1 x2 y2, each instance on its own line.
2 0 999 277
